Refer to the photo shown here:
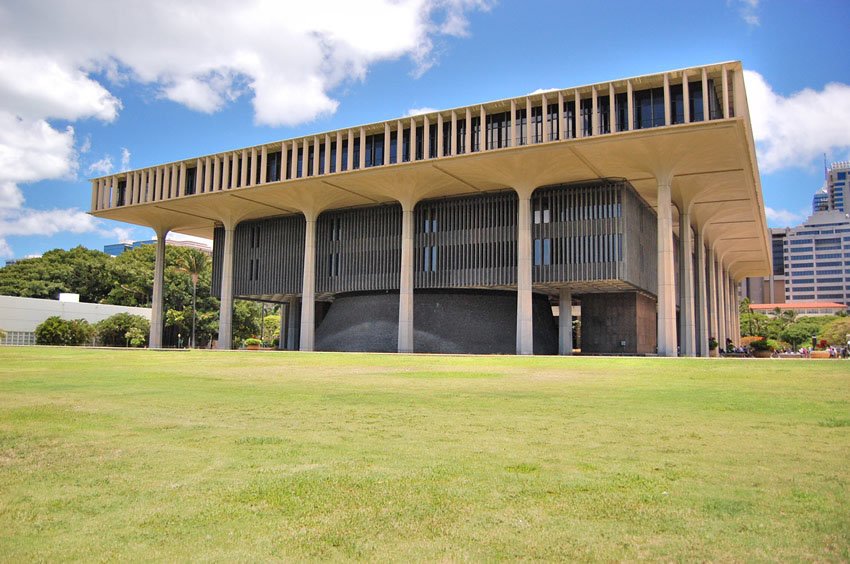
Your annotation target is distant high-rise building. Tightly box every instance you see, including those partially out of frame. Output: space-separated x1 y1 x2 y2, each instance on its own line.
104 238 211 256
827 161 848 212
813 187 829 212
780 210 850 305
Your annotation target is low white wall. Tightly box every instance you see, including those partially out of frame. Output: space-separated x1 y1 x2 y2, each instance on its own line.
0 295 151 333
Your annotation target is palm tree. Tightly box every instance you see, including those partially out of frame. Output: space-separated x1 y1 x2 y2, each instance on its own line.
176 249 209 348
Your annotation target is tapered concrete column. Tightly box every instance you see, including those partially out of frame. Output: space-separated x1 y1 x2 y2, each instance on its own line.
221 155 229 190
212 157 220 192
396 122 403 162
218 222 236 350
260 146 268 183
335 133 342 171
153 168 162 201
240 149 248 186
663 73 671 126
437 114 444 156
346 131 354 170
278 305 286 350
286 297 301 350
300 214 317 351
510 100 517 145
695 229 708 356
591 86 598 136
717 262 727 350
769 271 775 303
656 179 677 356
128 173 136 204
409 119 417 160
701 68 709 120
574 91 582 139
359 127 366 169
721 65 730 119
479 107 486 150
627 80 634 131
464 108 471 153
608 83 615 133
195 159 202 193
398 204 415 353
423 116 430 158
683 71 691 123
679 210 696 355
178 162 187 197
708 247 719 342
559 288 572 355
232 152 240 187
516 192 533 355
557 92 565 140
450 111 457 155
728 274 736 344
249 147 258 185
149 229 168 348
312 137 320 175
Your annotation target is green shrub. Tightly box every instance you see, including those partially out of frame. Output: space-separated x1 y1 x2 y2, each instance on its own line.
35 316 94 346
750 338 779 352
244 338 263 347
95 313 150 347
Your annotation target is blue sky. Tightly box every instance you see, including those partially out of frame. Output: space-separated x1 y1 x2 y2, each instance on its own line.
1 0 849 259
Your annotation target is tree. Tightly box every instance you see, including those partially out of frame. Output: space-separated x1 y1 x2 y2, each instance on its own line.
820 318 850 347
175 249 209 348
35 317 94 346
0 247 113 302
95 313 150 347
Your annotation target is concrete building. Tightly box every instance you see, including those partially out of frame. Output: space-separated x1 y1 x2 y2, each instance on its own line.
827 161 848 213
104 238 212 256
89 61 770 356
0 294 152 346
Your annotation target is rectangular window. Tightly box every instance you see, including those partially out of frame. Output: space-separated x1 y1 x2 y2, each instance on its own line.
329 142 337 173
597 95 610 134
615 92 628 131
456 119 466 154
580 98 593 136
415 126 424 160
471 117 481 152
670 84 684 124
515 108 527 146
429 123 438 158
530 105 543 143
633 87 665 129
547 103 559 140
389 131 398 164
117 180 126 206
318 144 326 175
352 137 360 170
402 128 410 162
341 140 348 171
442 121 451 156
296 149 303 178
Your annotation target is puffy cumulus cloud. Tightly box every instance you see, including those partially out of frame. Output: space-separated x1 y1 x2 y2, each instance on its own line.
745 71 850 173
732 0 760 26
87 155 114 175
0 238 12 259
0 0 491 126
120 148 131 172
765 207 806 227
406 107 439 116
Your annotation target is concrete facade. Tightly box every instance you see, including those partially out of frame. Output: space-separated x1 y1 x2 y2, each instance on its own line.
90 62 770 355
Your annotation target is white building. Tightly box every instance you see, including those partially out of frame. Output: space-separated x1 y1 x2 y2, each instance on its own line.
0 294 152 346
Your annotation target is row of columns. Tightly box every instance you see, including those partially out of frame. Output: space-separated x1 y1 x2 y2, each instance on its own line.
147 177 742 355
95 66 736 212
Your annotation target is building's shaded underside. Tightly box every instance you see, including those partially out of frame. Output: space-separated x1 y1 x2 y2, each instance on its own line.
212 180 658 354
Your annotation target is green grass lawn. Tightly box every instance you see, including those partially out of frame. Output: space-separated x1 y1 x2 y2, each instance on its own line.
0 348 848 561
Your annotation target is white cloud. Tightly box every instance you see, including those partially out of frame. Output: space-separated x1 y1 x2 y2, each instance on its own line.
406 107 439 116
732 0 760 26
0 239 12 259
120 148 131 172
0 0 490 127
528 88 558 95
0 0 490 256
745 70 850 173
765 207 805 227
87 155 114 175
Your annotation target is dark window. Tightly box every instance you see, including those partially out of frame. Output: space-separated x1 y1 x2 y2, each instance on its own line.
670 84 684 124
428 123 438 158
318 144 326 175
296 149 303 178
307 145 314 176
597 95 610 135
633 87 665 129
515 108 527 145
547 103 559 140
580 98 593 136
442 121 451 156
615 92 628 131
266 151 282 182
117 180 126 206
456 119 466 154
402 128 410 162
530 105 543 143
364 133 384 168
564 101 576 138
415 126 424 160
423 207 438 233
185 167 197 196
389 131 398 164
486 112 511 149
352 137 360 169
329 142 337 173
341 139 348 171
